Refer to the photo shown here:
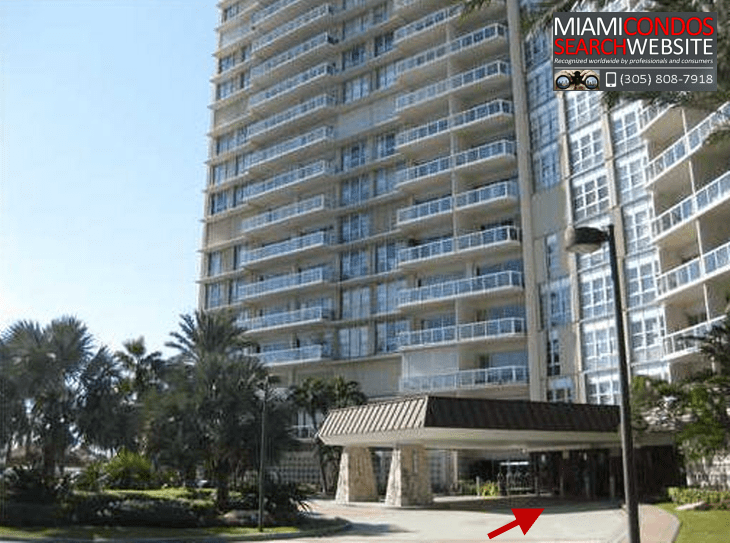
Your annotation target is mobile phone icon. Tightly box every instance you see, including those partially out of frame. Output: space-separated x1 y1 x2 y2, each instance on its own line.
605 72 617 88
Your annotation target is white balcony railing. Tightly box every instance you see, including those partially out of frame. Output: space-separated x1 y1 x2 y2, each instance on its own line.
249 63 336 108
658 239 730 297
248 126 334 169
252 4 333 52
240 195 328 233
397 196 452 225
646 103 730 184
237 231 331 266
396 24 507 74
398 317 526 348
397 139 516 185
393 4 462 43
240 306 332 331
250 32 336 81
396 61 510 111
238 267 332 300
248 94 337 139
234 160 331 205
251 0 301 26
455 178 519 208
398 225 520 265
663 316 724 358
398 270 523 306
400 365 528 392
652 170 730 238
397 99 513 147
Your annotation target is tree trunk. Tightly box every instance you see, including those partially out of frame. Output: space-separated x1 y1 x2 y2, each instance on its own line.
215 461 230 510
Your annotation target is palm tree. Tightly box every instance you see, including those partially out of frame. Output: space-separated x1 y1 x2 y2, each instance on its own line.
166 310 248 364
115 337 165 399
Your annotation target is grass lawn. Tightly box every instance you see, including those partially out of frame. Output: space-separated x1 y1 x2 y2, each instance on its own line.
656 502 730 543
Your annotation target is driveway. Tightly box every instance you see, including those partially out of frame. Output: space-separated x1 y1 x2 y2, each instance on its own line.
296 496 628 543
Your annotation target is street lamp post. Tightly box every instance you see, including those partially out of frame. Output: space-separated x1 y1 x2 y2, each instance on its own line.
565 224 641 543
258 376 268 533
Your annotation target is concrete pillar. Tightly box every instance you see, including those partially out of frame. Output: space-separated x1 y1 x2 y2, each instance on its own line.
335 446 377 503
385 445 433 507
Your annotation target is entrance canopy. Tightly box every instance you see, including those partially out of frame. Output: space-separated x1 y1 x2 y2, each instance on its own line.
318 395 621 452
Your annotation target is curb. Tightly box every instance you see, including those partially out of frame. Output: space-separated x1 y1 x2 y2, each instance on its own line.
0 518 350 543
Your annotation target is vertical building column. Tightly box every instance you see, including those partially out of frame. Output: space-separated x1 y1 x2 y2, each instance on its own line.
335 446 377 503
385 445 432 507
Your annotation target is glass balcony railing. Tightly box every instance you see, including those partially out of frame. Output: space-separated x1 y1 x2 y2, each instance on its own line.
235 160 331 205
398 225 521 265
646 103 730 184
663 316 724 358
248 126 334 169
251 33 336 81
240 306 332 331
397 139 516 185
455 178 519 208
396 24 507 74
398 270 523 306
396 196 452 224
252 4 333 52
398 317 526 348
639 103 671 130
393 4 462 42
658 239 730 296
240 195 328 233
400 365 528 392
396 99 512 147
237 231 331 266
251 0 301 26
653 171 730 237
238 267 332 300
249 63 336 108
248 95 337 139
396 61 510 111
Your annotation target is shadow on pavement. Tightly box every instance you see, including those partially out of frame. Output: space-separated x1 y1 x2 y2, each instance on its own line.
345 522 411 536
426 495 623 515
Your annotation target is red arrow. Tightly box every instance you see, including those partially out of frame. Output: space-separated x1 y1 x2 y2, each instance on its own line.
488 508 544 539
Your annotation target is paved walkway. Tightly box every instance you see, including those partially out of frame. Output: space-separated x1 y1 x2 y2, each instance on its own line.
293 497 678 543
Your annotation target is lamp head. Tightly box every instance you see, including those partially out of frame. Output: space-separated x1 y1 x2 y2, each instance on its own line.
565 226 609 254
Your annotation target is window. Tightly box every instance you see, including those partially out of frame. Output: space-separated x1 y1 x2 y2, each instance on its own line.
206 283 224 309
533 144 560 190
375 241 398 272
375 280 405 314
580 268 613 319
629 309 664 364
216 78 236 100
586 374 620 405
376 319 408 353
372 2 387 23
545 234 560 278
341 286 371 319
343 44 367 70
540 277 571 326
422 314 455 329
340 212 370 242
530 102 559 150
526 63 552 108
343 14 368 39
374 32 393 56
341 140 368 170
374 167 398 195
616 151 648 203
341 175 371 205
565 91 601 129
611 105 641 157
569 126 604 174
219 53 237 73
581 320 617 371
375 63 397 90
210 191 229 214
547 387 574 403
547 330 560 376
572 172 609 222
222 2 240 22
524 30 549 69
339 325 369 358
374 133 395 160
625 254 658 308
343 74 370 103
623 199 652 254
341 248 369 279
208 251 223 276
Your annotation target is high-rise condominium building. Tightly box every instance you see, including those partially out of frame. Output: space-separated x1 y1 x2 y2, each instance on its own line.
201 0 729 484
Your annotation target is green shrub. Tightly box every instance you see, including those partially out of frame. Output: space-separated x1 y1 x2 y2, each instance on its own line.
231 482 309 525
104 449 157 490
66 493 207 527
75 460 106 491
667 487 730 506
480 481 500 497
3 466 70 504
457 480 477 495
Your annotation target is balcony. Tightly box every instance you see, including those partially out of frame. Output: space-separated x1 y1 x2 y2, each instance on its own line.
395 61 511 116
247 126 334 172
657 239 730 300
239 194 329 235
396 24 508 82
398 317 526 349
258 345 329 366
252 4 333 55
397 139 516 191
399 365 528 393
663 316 724 360
455 178 519 213
240 306 332 333
646 103 730 189
250 33 337 84
248 94 337 142
652 170 730 244
236 231 332 267
236 267 333 302
639 104 684 144
398 271 523 308
393 5 461 48
396 99 513 153
398 225 521 268
234 160 332 207
249 63 336 112
251 0 302 31
396 195 452 227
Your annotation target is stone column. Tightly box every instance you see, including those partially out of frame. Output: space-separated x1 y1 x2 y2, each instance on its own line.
385 445 432 507
335 446 377 503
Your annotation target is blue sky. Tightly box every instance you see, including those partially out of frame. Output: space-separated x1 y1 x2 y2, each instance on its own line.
0 1 218 355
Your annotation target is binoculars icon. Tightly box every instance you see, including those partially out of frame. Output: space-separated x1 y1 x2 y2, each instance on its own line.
554 70 600 91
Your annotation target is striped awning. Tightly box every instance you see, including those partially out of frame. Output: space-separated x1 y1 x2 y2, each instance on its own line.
318 395 622 451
